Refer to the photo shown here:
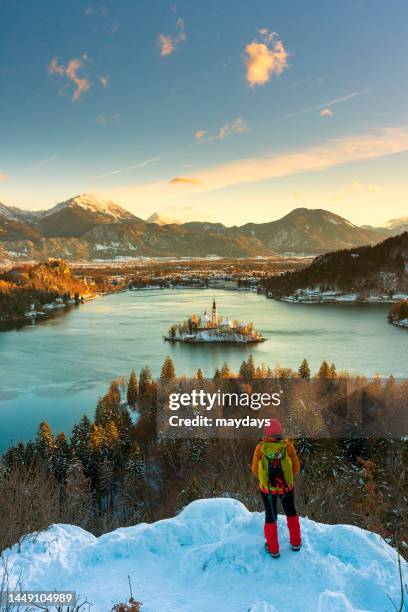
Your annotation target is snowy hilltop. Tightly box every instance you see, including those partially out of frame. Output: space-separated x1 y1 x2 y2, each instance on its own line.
1 498 407 612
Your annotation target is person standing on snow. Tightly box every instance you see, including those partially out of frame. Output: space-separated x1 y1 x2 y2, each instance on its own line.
251 418 302 558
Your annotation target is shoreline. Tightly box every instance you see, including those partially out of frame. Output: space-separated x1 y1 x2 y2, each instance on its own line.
267 292 408 304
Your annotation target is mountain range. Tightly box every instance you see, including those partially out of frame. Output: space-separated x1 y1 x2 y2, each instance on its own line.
265 231 408 298
0 194 406 261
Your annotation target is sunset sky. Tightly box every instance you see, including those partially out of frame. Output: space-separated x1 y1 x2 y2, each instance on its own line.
1 0 408 226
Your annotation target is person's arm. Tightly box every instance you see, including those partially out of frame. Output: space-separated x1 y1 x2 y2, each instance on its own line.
286 441 300 475
251 444 262 476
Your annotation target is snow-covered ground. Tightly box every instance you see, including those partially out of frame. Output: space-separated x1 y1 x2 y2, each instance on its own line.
270 288 408 304
1 499 407 612
393 317 408 328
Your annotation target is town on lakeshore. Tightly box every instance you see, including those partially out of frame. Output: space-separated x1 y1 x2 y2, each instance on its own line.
165 299 266 344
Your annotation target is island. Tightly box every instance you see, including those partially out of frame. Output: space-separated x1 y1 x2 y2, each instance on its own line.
164 299 266 343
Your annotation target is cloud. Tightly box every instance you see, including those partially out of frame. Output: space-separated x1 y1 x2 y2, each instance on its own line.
368 184 381 194
158 17 186 57
284 89 370 119
218 117 250 140
90 157 160 181
198 117 250 143
99 75 109 87
103 126 408 212
169 177 203 186
48 56 91 101
174 126 408 193
292 191 304 199
244 30 288 87
96 115 107 125
320 108 333 117
352 181 361 190
0 173 8 181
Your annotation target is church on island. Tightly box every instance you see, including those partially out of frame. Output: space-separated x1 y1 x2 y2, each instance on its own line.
165 299 266 344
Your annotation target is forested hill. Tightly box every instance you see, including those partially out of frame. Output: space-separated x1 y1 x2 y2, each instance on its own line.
264 231 408 298
0 259 92 321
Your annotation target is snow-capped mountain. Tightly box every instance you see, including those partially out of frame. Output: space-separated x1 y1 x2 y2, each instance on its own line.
1 498 406 612
42 194 136 222
35 194 141 238
386 215 408 234
147 207 213 225
0 202 18 221
147 211 183 225
239 208 389 255
0 198 396 260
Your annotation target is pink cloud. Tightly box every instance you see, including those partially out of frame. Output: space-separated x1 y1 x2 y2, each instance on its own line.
48 56 91 101
158 17 186 57
244 30 289 87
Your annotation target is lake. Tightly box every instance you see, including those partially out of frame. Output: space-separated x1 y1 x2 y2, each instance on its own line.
0 288 406 451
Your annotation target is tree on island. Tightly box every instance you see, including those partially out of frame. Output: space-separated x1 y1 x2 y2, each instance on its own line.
127 369 139 408
298 358 311 381
160 356 176 382
195 368 204 380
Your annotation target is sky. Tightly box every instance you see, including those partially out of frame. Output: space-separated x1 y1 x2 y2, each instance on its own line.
1 0 408 227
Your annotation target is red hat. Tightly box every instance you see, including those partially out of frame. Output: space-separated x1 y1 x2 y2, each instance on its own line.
264 418 283 438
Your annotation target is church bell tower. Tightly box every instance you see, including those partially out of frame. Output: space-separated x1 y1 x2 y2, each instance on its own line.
211 298 218 327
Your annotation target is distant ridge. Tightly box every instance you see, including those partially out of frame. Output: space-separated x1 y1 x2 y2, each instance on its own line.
0 195 397 261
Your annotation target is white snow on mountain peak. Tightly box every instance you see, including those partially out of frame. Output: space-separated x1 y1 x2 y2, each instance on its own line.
43 194 135 221
147 207 214 225
1 498 406 612
0 202 18 221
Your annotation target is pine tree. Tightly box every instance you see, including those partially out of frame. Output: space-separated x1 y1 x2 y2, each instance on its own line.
139 366 153 399
95 384 122 427
196 368 204 380
213 368 221 380
118 409 133 449
318 360 331 379
246 354 256 379
98 457 114 511
298 358 311 381
127 369 139 408
35 421 55 467
70 415 93 473
53 432 71 481
64 460 93 527
330 363 337 379
160 356 175 382
239 360 248 379
125 443 146 480
220 362 231 378
239 356 255 380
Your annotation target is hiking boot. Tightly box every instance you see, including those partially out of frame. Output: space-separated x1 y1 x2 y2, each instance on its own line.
265 542 280 558
291 543 302 552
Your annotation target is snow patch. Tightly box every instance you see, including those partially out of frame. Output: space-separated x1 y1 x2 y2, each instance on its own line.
1 498 406 612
